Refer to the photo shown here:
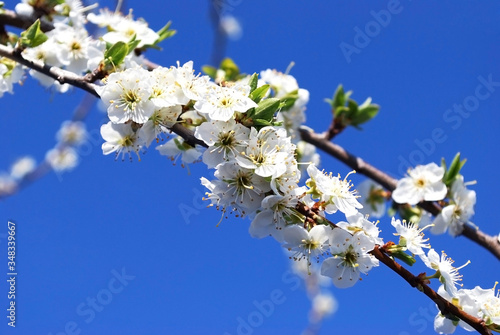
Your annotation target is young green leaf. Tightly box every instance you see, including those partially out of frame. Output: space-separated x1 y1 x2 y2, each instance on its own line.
19 19 48 48
220 58 240 81
443 153 467 186
249 84 270 103
155 21 177 43
254 98 280 122
104 41 129 67
201 65 217 79
278 90 299 111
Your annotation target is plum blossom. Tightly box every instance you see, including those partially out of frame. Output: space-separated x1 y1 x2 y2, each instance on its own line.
321 228 379 288
283 224 333 264
336 212 383 245
306 164 362 215
96 67 155 124
357 179 387 219
422 249 469 296
100 122 143 160
194 119 250 168
249 187 307 242
392 162 447 205
391 217 431 257
45 147 79 171
433 285 478 333
194 83 257 121
156 136 202 165
235 126 294 178
432 176 476 236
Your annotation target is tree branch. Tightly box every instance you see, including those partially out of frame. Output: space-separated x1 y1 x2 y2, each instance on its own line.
0 44 99 96
0 9 54 32
298 126 500 261
295 201 492 335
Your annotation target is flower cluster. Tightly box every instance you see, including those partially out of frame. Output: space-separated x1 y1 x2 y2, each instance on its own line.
96 59 384 288
434 284 500 334
6 0 160 95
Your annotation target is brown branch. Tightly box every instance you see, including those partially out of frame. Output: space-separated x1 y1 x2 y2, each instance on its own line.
0 44 99 96
0 9 54 32
295 201 492 335
298 126 500 261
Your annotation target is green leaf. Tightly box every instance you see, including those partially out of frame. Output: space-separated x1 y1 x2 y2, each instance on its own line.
248 73 259 93
249 84 270 103
220 58 240 81
389 250 417 266
155 21 176 43
253 118 273 126
202 65 217 79
19 19 48 48
331 84 345 109
346 99 359 118
443 153 466 186
351 104 380 126
127 35 141 52
104 41 129 67
278 90 299 111
253 98 280 122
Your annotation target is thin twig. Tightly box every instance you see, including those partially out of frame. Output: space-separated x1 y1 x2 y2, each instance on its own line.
209 0 228 67
0 44 99 96
0 9 54 32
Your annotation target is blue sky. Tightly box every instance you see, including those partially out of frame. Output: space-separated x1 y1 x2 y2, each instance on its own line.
1 1 500 334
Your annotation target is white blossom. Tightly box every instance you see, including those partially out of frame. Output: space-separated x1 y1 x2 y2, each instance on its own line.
96 67 155 124
283 225 333 264
89 10 159 48
357 179 387 219
310 293 338 321
321 228 379 288
422 249 469 296
336 212 383 245
10 156 36 180
45 147 79 172
434 285 478 334
235 126 294 178
194 119 250 168
194 83 257 121
392 162 447 205
156 136 202 165
138 105 183 146
249 187 306 242
56 121 87 145
204 162 271 216
306 164 362 215
432 176 476 236
391 217 431 257
100 122 143 160
0 58 23 97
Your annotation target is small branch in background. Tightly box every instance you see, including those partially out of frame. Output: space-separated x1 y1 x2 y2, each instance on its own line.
299 126 500 260
323 117 346 140
209 0 228 67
